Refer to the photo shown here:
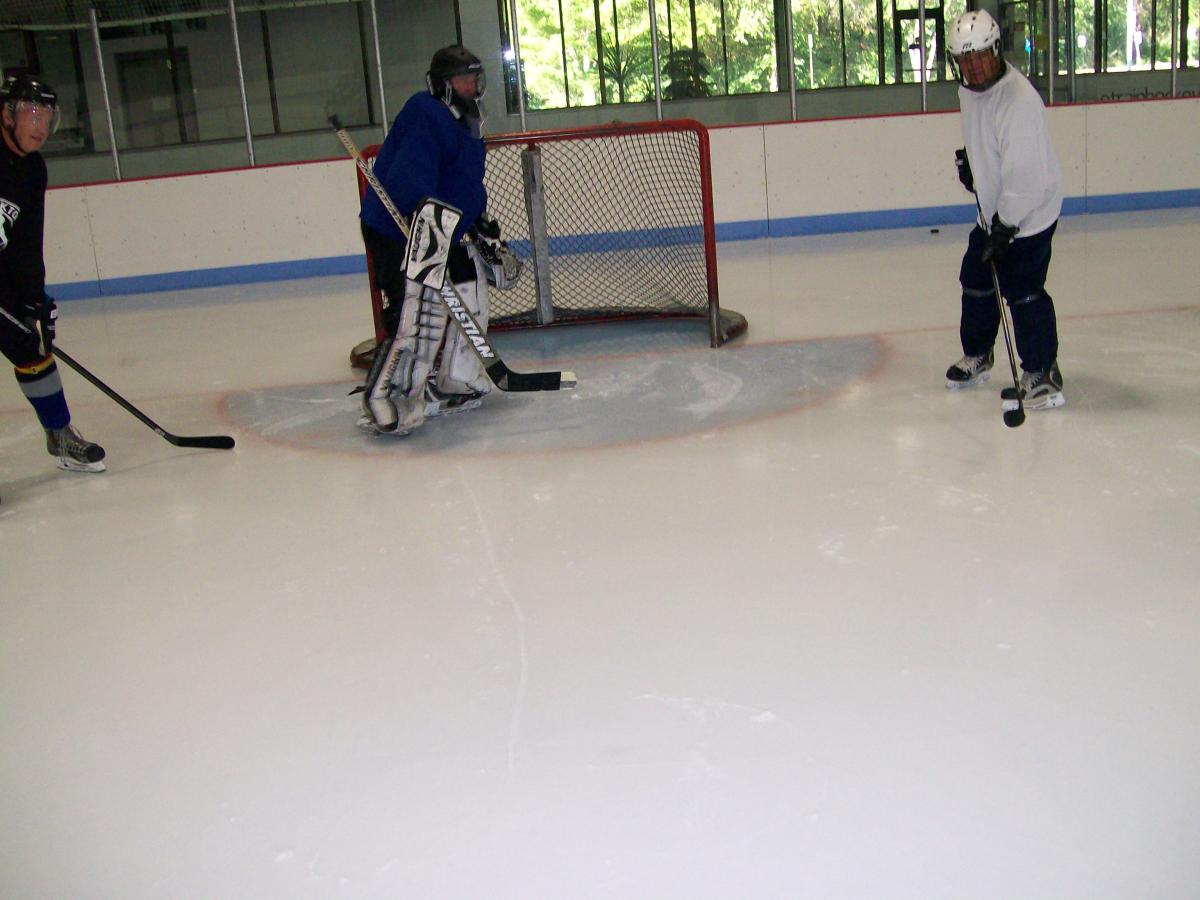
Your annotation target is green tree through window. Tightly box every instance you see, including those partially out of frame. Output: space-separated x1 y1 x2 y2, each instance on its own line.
505 0 1193 110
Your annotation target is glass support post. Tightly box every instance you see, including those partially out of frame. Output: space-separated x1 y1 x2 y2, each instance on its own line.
368 0 387 136
1048 0 1056 103
1067 0 1076 100
1171 0 1179 95
226 0 255 165
508 0 528 131
88 8 121 181
918 0 928 111
785 0 797 118
649 0 664 120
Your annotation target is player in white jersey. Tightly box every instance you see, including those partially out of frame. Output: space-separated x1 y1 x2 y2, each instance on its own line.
944 10 1066 411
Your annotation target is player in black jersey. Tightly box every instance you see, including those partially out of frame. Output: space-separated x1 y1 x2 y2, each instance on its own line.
1 74 105 479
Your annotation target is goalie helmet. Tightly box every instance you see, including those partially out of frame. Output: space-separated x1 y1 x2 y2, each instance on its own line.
1 73 60 133
427 45 486 123
946 11 1005 91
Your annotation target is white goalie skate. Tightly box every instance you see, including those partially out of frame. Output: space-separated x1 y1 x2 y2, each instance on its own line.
424 382 486 418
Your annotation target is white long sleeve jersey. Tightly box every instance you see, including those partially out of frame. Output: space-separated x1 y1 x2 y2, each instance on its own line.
959 65 1063 239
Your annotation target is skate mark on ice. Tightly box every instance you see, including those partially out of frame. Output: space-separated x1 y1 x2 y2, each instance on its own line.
458 462 528 784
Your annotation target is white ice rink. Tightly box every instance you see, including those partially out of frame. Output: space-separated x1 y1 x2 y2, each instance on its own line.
2 208 1199 898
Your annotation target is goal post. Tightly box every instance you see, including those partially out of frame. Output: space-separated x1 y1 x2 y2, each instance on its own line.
350 118 746 368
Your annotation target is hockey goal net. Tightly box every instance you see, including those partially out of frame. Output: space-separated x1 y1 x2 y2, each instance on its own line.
350 118 746 368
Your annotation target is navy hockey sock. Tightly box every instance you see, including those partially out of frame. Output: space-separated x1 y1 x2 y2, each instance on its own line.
15 354 70 430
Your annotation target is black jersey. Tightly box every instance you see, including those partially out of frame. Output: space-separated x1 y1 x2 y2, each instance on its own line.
0 135 48 316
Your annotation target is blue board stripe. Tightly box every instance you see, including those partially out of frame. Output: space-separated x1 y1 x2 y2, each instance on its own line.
49 188 1199 300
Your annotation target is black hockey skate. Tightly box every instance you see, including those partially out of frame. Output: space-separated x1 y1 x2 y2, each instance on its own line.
1001 362 1064 411
946 349 994 389
46 424 106 472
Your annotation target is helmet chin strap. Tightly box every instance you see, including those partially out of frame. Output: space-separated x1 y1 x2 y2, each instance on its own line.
443 89 485 133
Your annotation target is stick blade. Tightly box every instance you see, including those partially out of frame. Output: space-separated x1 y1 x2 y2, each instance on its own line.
491 364 577 392
168 434 236 450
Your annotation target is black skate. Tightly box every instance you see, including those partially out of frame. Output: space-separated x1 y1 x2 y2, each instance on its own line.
46 424 106 472
946 349 994 389
1002 362 1065 411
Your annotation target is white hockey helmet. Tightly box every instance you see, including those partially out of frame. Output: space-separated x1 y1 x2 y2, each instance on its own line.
947 10 1004 90
947 10 1001 57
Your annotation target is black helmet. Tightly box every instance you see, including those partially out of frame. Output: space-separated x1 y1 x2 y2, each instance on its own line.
1 73 60 136
427 45 486 120
1 73 58 110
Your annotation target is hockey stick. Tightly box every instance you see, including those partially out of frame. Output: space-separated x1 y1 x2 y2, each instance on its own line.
53 347 236 450
329 116 575 392
971 194 1025 428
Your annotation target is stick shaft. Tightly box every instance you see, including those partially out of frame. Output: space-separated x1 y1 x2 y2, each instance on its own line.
971 194 1023 415
54 347 235 450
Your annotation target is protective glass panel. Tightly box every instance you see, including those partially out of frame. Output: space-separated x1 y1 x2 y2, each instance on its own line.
793 0 848 89
844 0 882 85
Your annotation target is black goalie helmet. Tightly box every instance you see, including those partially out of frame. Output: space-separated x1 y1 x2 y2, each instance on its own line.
1 73 61 133
427 45 486 120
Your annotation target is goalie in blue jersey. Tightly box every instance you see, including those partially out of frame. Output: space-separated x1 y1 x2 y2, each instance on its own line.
357 45 522 435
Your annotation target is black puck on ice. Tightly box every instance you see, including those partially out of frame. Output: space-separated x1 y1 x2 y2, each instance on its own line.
930 228 940 233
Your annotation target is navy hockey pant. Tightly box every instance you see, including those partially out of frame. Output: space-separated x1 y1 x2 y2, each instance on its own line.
958 220 1059 373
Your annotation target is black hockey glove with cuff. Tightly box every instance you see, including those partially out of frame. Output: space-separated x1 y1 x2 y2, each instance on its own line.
981 214 1018 265
469 213 523 290
40 294 58 353
473 212 502 244
16 294 55 356
954 148 974 193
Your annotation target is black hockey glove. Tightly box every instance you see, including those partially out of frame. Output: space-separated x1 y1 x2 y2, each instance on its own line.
954 148 974 193
469 213 523 290
473 212 502 244
981 214 1018 265
39 294 58 353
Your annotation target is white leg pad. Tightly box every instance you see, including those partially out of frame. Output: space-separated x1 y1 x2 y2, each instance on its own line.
407 289 449 396
360 332 403 432
436 248 492 396
361 278 450 433
383 284 449 431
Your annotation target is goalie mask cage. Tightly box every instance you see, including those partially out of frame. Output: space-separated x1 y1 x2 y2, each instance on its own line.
350 118 746 368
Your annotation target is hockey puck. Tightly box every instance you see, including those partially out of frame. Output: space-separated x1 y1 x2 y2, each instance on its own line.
930 228 940 234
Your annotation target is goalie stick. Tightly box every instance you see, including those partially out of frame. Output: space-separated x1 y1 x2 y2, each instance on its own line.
54 347 236 450
329 116 575 393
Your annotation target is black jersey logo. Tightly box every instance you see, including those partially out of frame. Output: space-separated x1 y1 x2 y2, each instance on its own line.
0 198 19 252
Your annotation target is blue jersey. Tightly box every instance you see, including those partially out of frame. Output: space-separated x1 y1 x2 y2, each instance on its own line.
360 91 487 247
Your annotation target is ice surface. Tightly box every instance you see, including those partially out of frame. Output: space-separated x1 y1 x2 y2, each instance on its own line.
2 209 1198 899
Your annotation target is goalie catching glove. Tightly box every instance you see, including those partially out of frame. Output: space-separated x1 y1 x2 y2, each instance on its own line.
469 213 522 290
